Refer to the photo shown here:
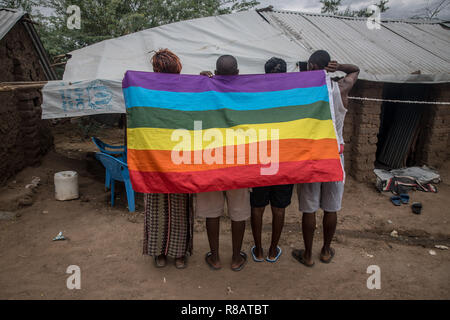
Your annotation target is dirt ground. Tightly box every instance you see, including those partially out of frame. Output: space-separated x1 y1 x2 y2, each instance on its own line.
0 122 449 300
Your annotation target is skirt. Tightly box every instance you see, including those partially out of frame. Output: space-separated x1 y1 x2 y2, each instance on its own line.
143 193 193 258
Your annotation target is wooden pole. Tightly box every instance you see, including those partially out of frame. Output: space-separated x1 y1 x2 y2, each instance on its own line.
0 81 47 85
50 62 67 67
0 83 46 92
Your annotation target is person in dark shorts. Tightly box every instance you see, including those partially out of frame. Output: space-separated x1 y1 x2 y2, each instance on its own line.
250 57 294 263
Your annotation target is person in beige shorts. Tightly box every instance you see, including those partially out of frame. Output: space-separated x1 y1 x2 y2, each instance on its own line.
196 188 250 271
198 55 250 272
292 50 359 268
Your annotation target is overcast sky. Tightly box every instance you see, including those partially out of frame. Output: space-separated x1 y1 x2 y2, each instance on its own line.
255 0 450 20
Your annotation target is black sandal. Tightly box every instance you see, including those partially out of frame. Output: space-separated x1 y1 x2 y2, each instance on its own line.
205 252 221 270
292 249 315 267
231 251 248 272
319 248 335 264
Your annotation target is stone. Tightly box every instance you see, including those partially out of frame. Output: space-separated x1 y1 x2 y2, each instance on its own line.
0 211 17 220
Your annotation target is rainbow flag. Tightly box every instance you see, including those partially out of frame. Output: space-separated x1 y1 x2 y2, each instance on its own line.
123 70 343 194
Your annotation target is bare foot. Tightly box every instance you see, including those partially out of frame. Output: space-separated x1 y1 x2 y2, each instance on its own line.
292 249 314 267
268 246 279 260
320 247 335 263
205 252 221 270
252 246 264 261
231 252 247 271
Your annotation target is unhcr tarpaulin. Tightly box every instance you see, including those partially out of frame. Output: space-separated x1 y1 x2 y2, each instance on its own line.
124 70 343 193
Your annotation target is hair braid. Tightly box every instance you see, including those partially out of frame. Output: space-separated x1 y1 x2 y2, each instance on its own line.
151 48 182 74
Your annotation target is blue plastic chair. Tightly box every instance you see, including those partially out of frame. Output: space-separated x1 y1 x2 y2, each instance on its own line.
95 152 135 212
92 137 127 189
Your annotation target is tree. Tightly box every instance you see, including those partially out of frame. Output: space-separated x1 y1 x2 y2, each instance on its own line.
0 0 38 12
320 0 390 18
1 0 259 62
376 0 389 13
411 0 449 19
320 0 341 15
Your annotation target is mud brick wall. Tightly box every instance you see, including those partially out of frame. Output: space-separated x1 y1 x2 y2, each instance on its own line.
0 22 53 185
419 83 450 167
343 80 383 182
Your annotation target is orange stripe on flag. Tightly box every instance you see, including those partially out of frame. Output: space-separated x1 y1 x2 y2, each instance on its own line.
127 138 339 172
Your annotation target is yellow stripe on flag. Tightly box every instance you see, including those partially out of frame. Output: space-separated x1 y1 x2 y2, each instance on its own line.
127 118 337 151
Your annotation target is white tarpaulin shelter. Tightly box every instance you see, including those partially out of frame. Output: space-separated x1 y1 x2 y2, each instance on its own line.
41 9 450 119
42 10 307 119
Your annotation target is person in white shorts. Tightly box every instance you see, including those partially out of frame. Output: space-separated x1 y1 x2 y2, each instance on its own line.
198 55 251 272
292 50 359 267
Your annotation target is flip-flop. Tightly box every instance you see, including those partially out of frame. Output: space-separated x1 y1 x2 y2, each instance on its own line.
292 249 314 267
319 247 335 264
205 252 221 270
400 193 410 204
154 255 166 268
175 257 188 269
251 246 264 262
265 246 282 263
231 252 248 272
391 196 401 206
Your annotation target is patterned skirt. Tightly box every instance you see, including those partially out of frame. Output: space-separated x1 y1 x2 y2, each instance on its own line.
143 193 193 258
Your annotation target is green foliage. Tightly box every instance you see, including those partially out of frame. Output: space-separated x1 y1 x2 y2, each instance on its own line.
0 0 38 12
320 0 389 17
1 0 259 65
319 0 341 15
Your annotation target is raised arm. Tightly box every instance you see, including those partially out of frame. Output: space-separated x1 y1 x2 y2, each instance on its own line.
325 61 360 95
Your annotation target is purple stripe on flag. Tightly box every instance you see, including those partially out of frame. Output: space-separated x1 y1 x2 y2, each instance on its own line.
122 70 326 93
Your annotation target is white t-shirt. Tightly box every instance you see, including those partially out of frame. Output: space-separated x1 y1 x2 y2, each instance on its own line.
331 80 347 146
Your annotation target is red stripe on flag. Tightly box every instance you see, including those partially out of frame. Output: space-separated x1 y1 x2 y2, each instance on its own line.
129 159 343 194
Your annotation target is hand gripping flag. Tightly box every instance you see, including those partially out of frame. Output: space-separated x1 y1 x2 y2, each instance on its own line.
123 70 343 193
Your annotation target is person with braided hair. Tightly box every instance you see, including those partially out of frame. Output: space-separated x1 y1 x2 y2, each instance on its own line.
142 49 193 269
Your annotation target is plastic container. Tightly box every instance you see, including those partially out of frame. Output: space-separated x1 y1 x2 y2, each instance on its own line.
54 171 79 201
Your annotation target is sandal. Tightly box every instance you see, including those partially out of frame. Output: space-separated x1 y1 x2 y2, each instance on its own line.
175 257 187 269
266 246 282 263
391 196 401 206
154 255 166 268
319 247 335 264
251 246 264 262
231 251 247 272
292 249 314 267
205 252 221 270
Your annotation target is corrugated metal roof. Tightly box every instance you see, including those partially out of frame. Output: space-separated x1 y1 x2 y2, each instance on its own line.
0 8 26 41
259 10 450 83
0 8 56 80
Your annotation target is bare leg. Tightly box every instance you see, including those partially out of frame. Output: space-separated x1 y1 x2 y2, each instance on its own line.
231 220 246 269
268 206 285 259
302 212 316 265
250 206 265 259
321 211 337 261
205 217 221 269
